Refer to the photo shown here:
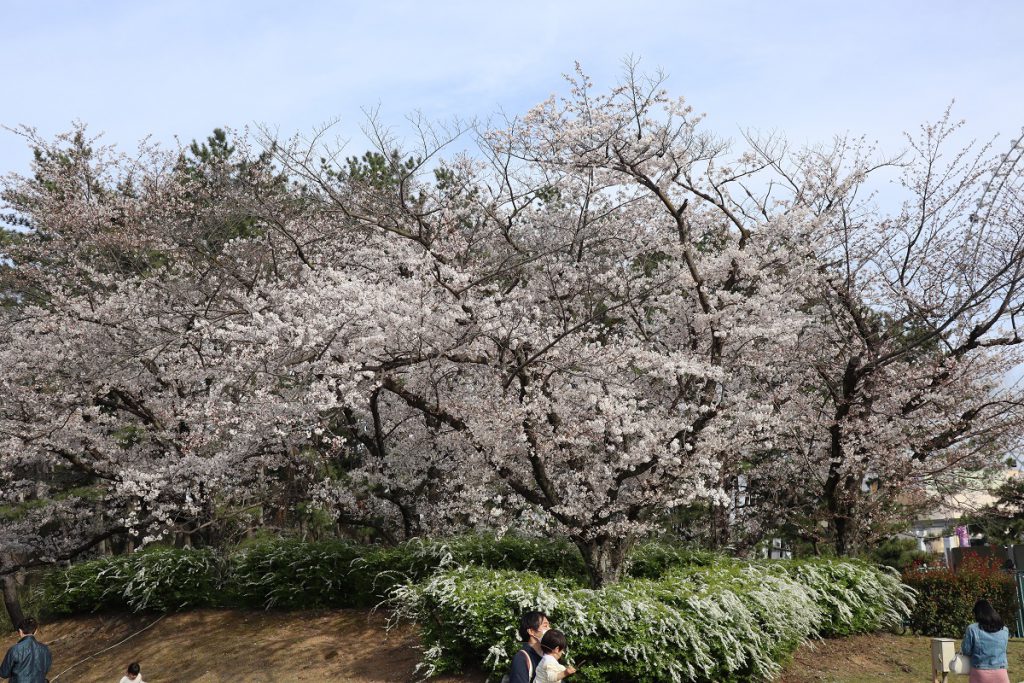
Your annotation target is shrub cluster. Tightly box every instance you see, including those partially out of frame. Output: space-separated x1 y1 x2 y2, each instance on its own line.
862 537 933 572
902 555 1018 638
225 534 586 609
771 558 911 637
40 547 223 614
392 559 914 683
624 542 720 579
37 536 914 682
38 534 587 615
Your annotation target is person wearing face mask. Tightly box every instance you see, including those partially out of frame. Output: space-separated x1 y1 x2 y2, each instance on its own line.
536 629 577 682
503 611 549 683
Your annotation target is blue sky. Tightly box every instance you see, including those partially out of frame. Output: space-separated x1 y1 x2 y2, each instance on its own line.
2 1 1023 174
2 1 1023 389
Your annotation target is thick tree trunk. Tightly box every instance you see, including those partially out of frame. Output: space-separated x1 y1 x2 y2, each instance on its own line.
575 535 633 588
833 516 850 556
710 501 732 550
824 481 855 556
2 574 25 629
824 464 847 555
824 355 863 557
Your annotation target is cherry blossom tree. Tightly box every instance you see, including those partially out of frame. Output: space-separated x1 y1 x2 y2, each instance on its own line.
222 67 817 585
2 68 1022 599
0 127 315 605
730 116 1024 555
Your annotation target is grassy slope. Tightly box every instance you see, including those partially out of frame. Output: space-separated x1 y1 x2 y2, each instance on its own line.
10 610 1024 683
780 632 1024 683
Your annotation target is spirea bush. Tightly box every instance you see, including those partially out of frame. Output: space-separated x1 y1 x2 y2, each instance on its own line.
40 547 223 614
391 559 915 683
38 534 589 614
768 559 913 637
902 555 1017 638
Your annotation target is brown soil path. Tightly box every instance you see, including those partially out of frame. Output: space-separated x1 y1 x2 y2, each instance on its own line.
19 609 485 683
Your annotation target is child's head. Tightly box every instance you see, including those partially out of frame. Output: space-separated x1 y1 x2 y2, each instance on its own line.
540 629 568 660
126 662 141 679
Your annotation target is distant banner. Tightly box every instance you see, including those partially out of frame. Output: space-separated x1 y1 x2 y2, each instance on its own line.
955 525 971 548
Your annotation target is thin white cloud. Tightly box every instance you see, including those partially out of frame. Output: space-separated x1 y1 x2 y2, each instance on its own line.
1 1 1021 171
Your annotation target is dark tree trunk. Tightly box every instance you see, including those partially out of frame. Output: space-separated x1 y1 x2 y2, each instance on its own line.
710 501 732 550
833 516 850 556
824 354 863 556
574 535 634 588
2 574 24 629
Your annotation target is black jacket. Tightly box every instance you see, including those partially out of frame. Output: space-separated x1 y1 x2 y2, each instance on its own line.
0 635 52 683
507 646 542 683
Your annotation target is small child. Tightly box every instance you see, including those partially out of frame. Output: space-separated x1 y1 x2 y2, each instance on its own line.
536 629 576 683
119 661 145 683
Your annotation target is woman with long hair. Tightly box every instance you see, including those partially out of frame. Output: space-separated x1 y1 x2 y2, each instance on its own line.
961 599 1010 683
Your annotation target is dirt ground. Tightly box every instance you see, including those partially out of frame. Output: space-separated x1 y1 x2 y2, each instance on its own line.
24 609 486 683
13 611 1024 683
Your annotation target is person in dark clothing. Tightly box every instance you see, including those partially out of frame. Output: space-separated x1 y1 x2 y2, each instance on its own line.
505 610 549 683
0 617 52 683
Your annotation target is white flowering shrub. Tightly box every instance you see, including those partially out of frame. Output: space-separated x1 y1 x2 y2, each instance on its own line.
392 559 915 683
38 534 590 614
768 559 914 637
41 547 223 614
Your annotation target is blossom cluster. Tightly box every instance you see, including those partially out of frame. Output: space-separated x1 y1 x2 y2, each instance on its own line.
1 74 1022 581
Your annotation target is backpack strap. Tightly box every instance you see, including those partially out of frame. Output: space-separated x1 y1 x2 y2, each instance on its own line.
524 649 534 681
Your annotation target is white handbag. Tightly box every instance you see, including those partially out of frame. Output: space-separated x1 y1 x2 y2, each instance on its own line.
949 653 972 675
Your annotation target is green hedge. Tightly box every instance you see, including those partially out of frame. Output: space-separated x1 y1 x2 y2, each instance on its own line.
392 560 914 683
40 548 223 614
38 534 589 615
38 535 728 617
224 539 363 609
224 534 587 609
625 542 720 579
902 555 1018 638
36 536 915 682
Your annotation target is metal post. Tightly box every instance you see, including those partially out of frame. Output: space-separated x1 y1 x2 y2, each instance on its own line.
1016 570 1024 638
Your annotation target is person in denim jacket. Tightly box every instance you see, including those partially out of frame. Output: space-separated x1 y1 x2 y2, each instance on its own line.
960 599 1010 683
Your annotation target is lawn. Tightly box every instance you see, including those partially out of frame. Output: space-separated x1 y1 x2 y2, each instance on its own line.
781 633 1024 682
